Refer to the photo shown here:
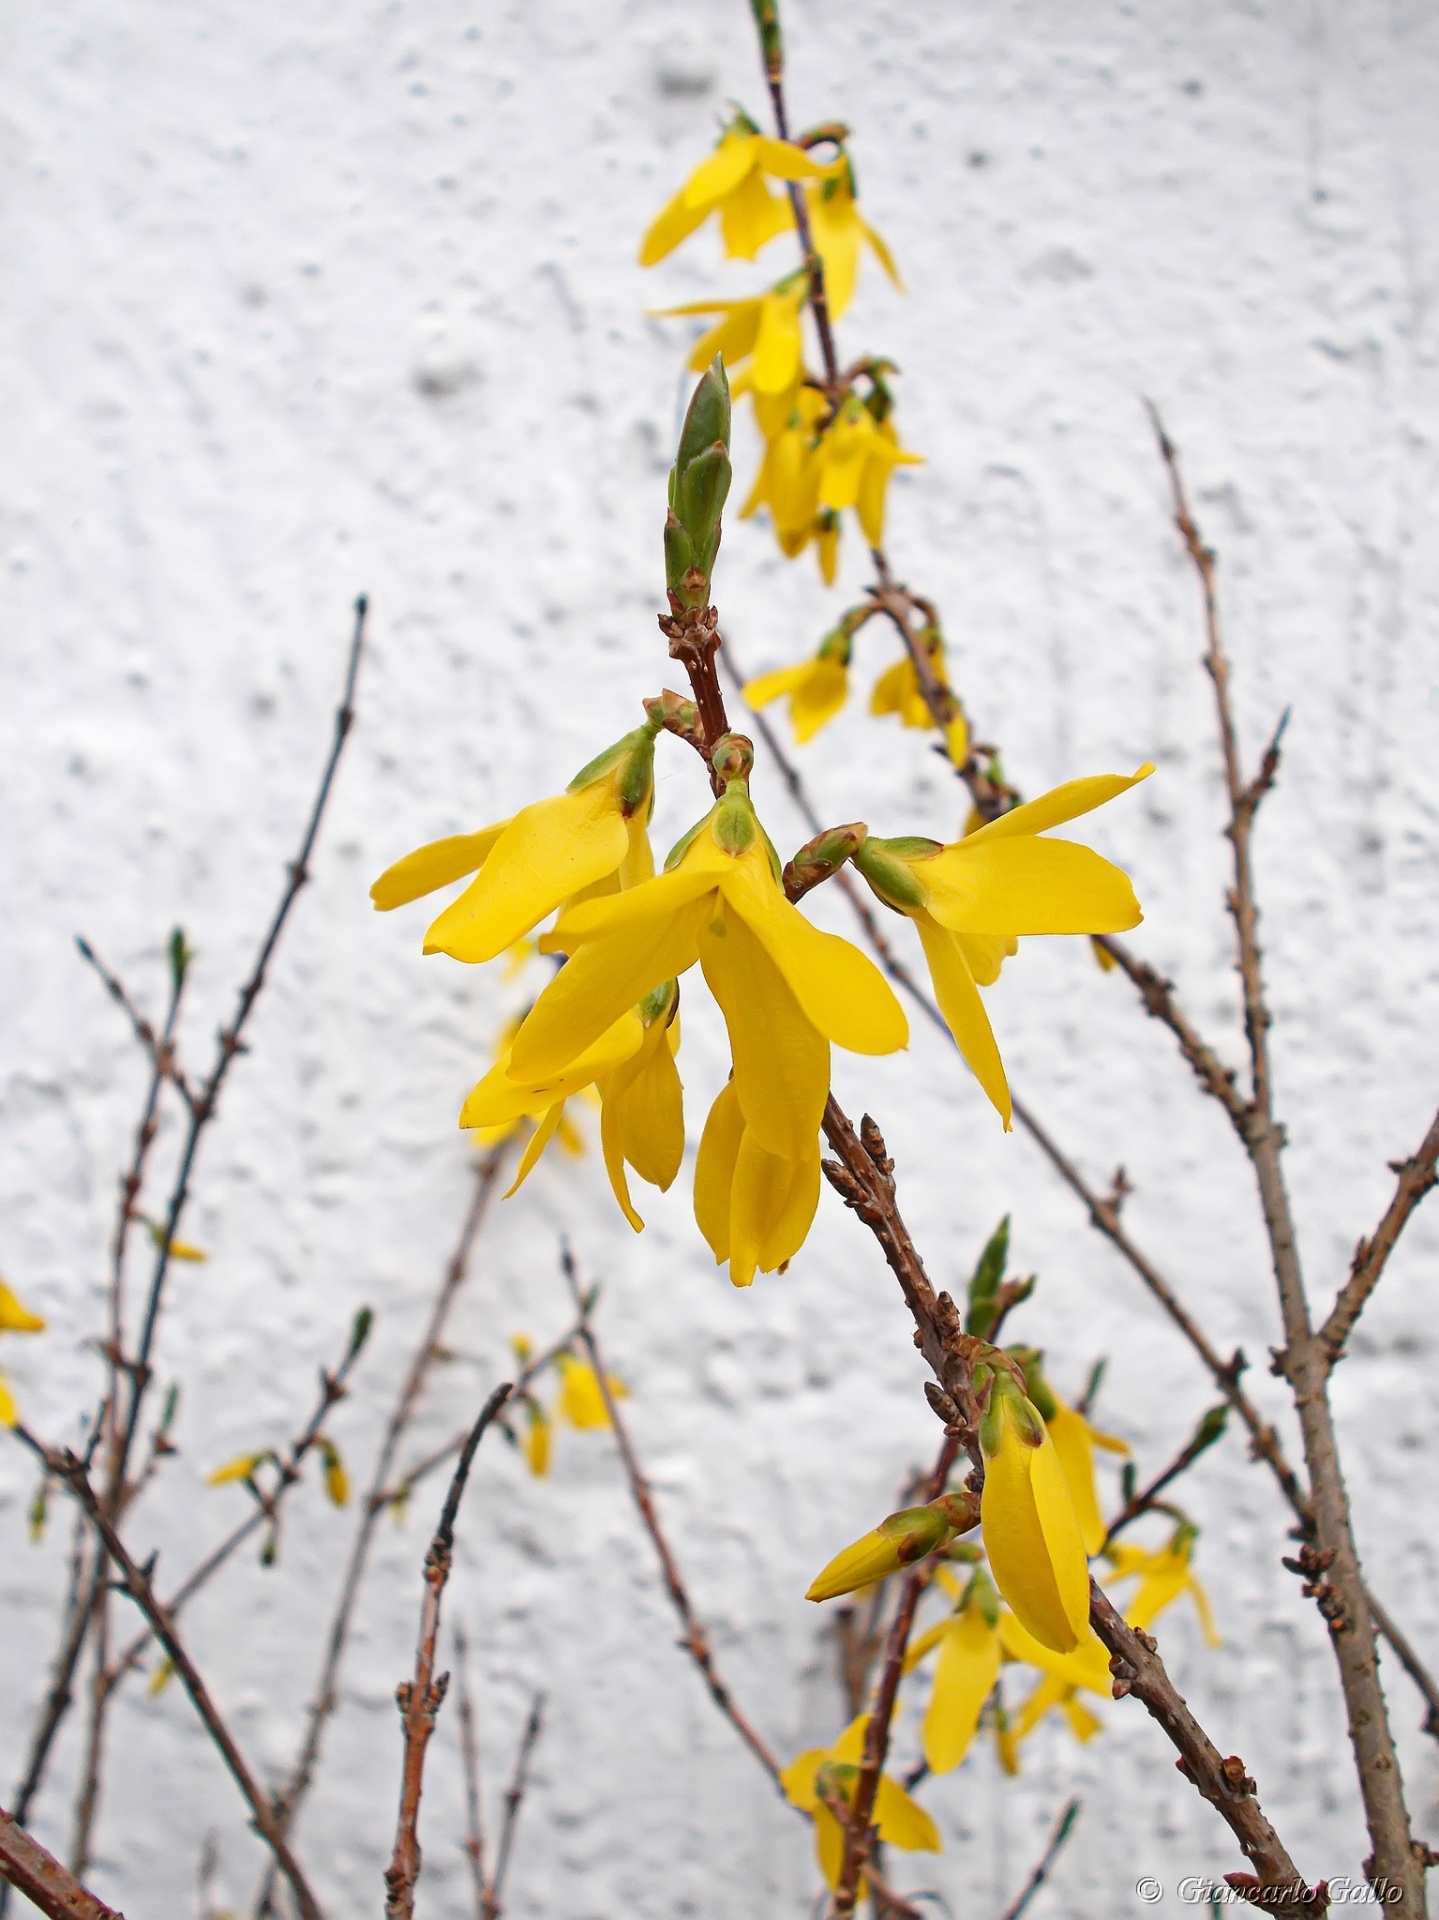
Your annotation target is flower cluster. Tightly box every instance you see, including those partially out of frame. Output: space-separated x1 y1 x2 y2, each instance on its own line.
643 109 916 584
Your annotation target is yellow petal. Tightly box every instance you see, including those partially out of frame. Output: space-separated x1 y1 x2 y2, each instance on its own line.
1046 1400 1106 1557
981 1405 1088 1653
639 184 713 265
719 168 794 261
814 1802 848 1891
874 1775 941 1853
686 300 765 373
700 903 830 1160
869 657 909 717
997 1612 1114 1695
524 1408 552 1477
557 1357 613 1430
722 847 908 1058
779 1746 826 1812
1190 1575 1223 1649
860 214 904 291
612 1018 684 1189
963 766 1155 847
460 1012 644 1130
729 1127 820 1286
425 785 629 964
370 823 509 912
817 411 875 513
1063 1695 1103 1742
682 133 760 209
694 1081 745 1266
510 883 712 1080
922 837 1143 939
902 1617 951 1673
0 1282 47 1334
808 183 862 320
1010 1672 1068 1743
1031 1429 1093 1645
753 137 845 183
923 1607 1002 1774
0 1373 17 1428
787 657 850 744
502 1102 567 1197
206 1451 269 1486
752 289 804 396
914 915 1011 1128
743 662 811 711
956 932 1016 988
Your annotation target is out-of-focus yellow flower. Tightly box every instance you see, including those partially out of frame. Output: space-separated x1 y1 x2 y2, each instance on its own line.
0 1282 46 1334
815 395 921 549
1010 1671 1104 1751
206 1450 271 1487
555 1352 627 1430
654 279 807 396
1104 1527 1221 1647
522 1399 552 1477
743 626 853 745
979 1371 1090 1654
144 1222 207 1262
1091 934 1118 973
854 766 1153 1126
371 718 659 964
781 1713 940 1890
909 1568 1003 1774
320 1439 349 1508
599 981 685 1232
640 120 842 267
513 749 906 1282
739 382 827 556
147 1658 177 1698
805 161 903 320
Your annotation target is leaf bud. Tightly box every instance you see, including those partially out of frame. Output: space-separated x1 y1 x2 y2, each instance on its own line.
709 732 754 786
783 822 868 902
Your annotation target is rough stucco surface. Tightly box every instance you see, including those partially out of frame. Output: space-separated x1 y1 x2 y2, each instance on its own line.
2 1 1438 1914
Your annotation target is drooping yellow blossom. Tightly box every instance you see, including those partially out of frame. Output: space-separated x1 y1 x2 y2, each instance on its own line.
556 1352 627 1429
805 161 903 320
781 1713 940 1890
979 1371 1090 1654
599 981 684 1232
144 1221 208 1262
854 766 1153 1126
462 1011 643 1197
815 394 922 549
1009 1671 1104 1751
739 382 828 559
0 1281 47 1428
1044 1393 1129 1557
320 1439 349 1508
744 628 852 745
512 747 906 1277
915 1569 1003 1774
805 1493 978 1602
640 119 843 267
694 1080 820 1288
1104 1527 1221 1647
522 1398 552 1477
996 1608 1114 1697
653 278 807 395
370 716 659 964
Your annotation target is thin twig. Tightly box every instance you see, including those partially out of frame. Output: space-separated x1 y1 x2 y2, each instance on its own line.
384 1383 513 1920
1103 1409 1227 1549
14 1430 322 1920
254 1142 509 1918
0 1807 124 1920
1000 1798 1082 1920
1318 1109 1439 1366
560 1247 786 1790
74 938 194 1111
832 1436 957 1919
1147 403 1422 1902
452 1625 487 1920
482 1695 544 1920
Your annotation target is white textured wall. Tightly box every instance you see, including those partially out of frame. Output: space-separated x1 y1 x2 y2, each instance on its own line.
3 1 1438 1915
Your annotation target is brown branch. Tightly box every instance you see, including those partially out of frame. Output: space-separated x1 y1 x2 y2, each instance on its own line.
253 1142 509 1920
1318 1109 1439 1366
1092 935 1250 1126
560 1247 786 1790
1089 1586 1321 1901
832 1435 957 1919
0 1807 124 1920
1148 404 1423 1904
15 1431 322 1920
385 1383 513 1920
481 1694 544 1920
1000 1798 1082 1920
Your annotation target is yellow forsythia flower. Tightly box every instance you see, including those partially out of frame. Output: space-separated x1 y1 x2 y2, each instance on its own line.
805 1495 976 1603
1043 1392 1128 1557
523 1400 552 1478
744 629 852 745
555 1353 627 1430
206 1451 270 1486
370 716 660 963
640 118 842 267
814 395 921 549
854 766 1153 1127
320 1439 349 1508
0 1281 47 1429
693 1079 818 1289
147 1658 177 1698
918 1569 1003 1775
653 278 807 395
598 981 685 1232
1104 1527 1221 1647
145 1221 208 1262
514 748 906 1285
782 1713 939 1890
804 161 903 320
979 1372 1090 1654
